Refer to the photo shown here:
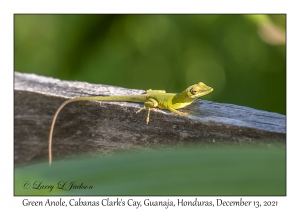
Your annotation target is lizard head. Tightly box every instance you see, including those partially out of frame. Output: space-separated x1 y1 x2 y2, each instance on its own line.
186 82 213 99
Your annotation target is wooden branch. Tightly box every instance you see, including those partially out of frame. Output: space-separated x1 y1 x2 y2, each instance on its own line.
14 72 286 164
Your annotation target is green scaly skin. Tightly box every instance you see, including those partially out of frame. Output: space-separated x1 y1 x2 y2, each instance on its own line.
48 82 213 165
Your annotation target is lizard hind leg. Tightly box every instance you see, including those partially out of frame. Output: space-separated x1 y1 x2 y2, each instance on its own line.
136 98 159 124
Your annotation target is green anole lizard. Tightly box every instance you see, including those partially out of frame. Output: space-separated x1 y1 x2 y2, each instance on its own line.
48 82 213 165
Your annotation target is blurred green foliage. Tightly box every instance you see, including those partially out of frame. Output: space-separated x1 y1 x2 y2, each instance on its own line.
15 146 285 196
14 14 286 114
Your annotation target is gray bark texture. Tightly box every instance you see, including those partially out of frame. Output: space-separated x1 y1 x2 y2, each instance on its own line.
14 72 286 164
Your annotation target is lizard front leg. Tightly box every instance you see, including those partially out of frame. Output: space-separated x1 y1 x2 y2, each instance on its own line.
136 98 159 124
167 107 188 116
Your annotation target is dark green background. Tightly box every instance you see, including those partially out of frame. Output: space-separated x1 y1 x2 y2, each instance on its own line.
14 14 286 114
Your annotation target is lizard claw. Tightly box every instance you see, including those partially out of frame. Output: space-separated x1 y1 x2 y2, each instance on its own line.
180 112 188 116
136 107 144 114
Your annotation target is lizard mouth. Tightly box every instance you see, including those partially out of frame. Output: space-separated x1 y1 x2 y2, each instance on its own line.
201 88 213 96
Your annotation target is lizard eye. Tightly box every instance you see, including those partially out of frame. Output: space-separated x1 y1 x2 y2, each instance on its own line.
190 89 198 95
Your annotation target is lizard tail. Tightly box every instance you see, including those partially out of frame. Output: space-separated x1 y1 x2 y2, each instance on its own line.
48 95 146 166
48 99 77 166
